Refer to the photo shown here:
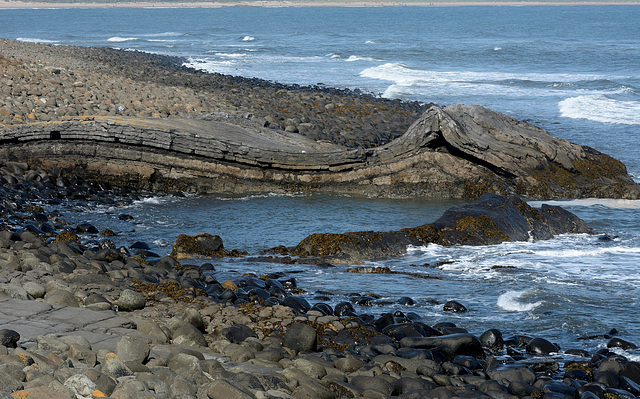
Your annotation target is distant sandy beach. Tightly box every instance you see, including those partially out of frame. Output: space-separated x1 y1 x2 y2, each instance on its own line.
1 0 639 7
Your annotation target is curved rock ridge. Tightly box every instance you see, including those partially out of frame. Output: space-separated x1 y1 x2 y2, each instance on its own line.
290 193 594 263
0 103 638 199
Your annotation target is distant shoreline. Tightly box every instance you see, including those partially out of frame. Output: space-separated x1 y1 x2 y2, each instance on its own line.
1 0 640 8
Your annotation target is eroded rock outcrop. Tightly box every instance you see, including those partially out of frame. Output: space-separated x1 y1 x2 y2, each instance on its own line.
0 104 637 199
291 193 593 262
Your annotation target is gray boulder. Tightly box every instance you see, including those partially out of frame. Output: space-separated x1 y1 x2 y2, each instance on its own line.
116 289 146 311
0 284 30 300
44 289 79 307
116 335 150 364
166 317 208 347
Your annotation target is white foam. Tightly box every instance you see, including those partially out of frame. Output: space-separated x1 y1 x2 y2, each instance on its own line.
16 37 60 44
214 52 249 58
141 31 182 37
345 55 379 62
365 40 376 44
242 36 256 42
360 62 633 100
360 62 613 86
107 37 138 43
497 290 543 312
493 47 502 51
559 95 640 125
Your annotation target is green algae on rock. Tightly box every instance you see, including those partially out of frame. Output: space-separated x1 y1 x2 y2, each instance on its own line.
291 193 594 263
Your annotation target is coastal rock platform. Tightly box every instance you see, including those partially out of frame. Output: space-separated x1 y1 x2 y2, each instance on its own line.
1 38 639 199
1 104 638 199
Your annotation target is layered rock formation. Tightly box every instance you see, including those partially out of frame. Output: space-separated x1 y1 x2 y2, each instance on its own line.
1 104 637 199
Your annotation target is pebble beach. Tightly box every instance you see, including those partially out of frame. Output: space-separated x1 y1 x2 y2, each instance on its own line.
1 38 640 399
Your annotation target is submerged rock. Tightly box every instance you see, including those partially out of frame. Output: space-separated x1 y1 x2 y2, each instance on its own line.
293 193 593 262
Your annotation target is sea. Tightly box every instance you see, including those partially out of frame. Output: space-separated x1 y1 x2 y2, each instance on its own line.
1 5 639 359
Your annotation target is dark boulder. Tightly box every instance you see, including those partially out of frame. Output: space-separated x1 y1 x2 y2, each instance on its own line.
607 337 637 350
480 329 505 352
443 300 467 313
334 301 357 317
0 329 20 348
293 193 594 262
526 337 560 355
400 334 485 359
221 324 258 343
283 323 317 353
282 296 311 313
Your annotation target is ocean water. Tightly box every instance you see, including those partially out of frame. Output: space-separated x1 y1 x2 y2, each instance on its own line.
2 6 640 358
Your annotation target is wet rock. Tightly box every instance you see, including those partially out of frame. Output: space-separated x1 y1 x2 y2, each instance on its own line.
607 337 637 350
443 300 467 313
282 296 311 313
293 193 596 261
480 328 505 352
334 301 357 317
171 233 225 259
526 337 560 355
400 334 484 359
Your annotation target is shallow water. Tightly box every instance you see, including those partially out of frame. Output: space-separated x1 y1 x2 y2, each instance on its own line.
51 193 640 359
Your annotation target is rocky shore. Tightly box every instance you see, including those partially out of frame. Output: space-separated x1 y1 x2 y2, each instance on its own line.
2 38 639 199
1 162 640 399
1 38 640 399
0 38 425 148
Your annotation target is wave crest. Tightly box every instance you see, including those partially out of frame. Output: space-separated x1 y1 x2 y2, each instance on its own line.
559 95 640 125
497 290 542 312
107 36 138 43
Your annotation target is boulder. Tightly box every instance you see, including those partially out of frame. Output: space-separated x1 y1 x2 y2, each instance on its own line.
400 334 484 359
116 336 150 364
44 289 79 307
443 301 467 313
480 329 504 352
293 193 593 261
221 324 257 343
283 323 317 353
171 233 225 259
526 337 560 355
166 317 208 347
0 329 20 348
116 289 147 311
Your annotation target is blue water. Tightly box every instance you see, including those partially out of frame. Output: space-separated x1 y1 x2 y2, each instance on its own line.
2 6 640 358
